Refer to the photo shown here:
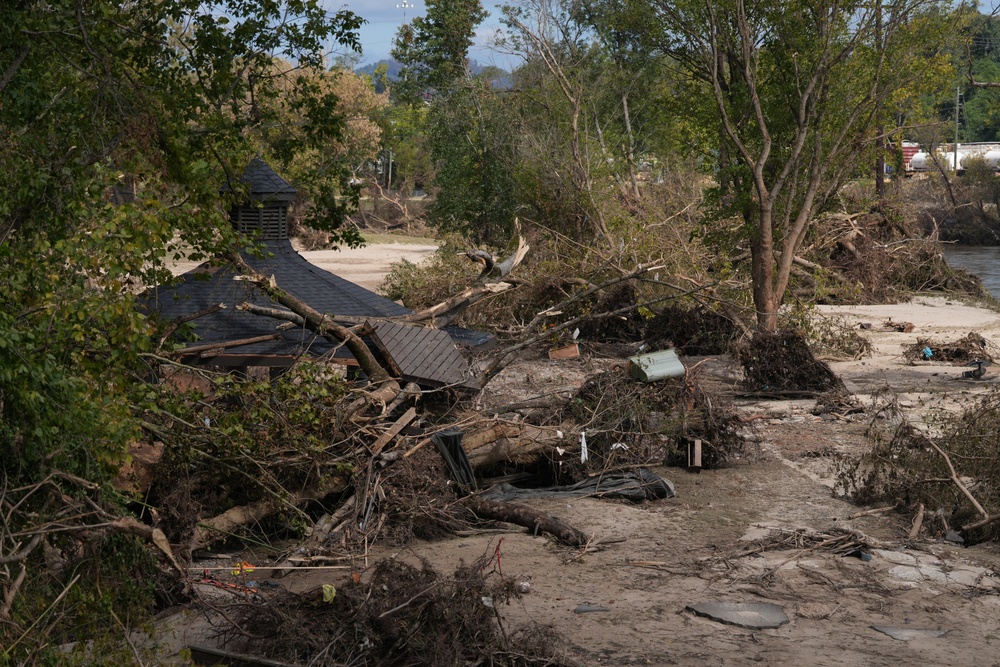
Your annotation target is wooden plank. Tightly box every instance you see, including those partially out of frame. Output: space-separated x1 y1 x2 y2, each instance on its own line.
549 343 580 359
687 438 702 471
371 407 417 455
178 333 283 356
188 644 297 667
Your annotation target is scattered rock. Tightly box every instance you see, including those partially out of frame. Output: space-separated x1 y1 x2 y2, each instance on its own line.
686 602 789 629
871 625 949 641
574 604 610 614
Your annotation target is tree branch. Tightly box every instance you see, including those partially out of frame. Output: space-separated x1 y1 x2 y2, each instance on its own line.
228 253 399 408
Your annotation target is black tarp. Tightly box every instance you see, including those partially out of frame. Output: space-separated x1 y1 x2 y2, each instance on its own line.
480 468 675 503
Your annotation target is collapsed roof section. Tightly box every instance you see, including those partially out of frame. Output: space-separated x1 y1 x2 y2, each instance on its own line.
142 159 486 389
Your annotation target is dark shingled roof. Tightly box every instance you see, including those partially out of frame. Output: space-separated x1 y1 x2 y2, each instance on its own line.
143 157 489 387
143 239 411 358
371 320 479 389
220 157 297 201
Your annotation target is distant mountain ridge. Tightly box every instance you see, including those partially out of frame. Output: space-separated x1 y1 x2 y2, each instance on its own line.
356 59 511 89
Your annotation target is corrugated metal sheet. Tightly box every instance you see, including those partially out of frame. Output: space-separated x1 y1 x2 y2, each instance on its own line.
628 349 685 382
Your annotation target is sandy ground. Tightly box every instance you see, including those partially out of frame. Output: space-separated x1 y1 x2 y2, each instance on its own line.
167 238 438 293
154 254 1000 665
299 240 438 292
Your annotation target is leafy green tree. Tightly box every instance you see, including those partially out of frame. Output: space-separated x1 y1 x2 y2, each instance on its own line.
388 0 521 243
381 102 434 192
0 0 362 658
427 77 521 244
589 0 958 330
960 10 1000 142
390 0 488 104
253 59 389 240
504 0 694 241
962 59 1000 141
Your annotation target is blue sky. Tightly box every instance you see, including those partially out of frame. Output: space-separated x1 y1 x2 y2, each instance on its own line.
337 1 516 70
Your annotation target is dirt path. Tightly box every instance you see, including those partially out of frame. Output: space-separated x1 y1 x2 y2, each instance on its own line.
167 237 438 293
260 341 1000 665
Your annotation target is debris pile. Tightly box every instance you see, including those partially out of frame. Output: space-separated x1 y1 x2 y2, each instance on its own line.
560 368 757 470
838 394 1000 543
902 331 993 364
220 553 563 667
798 210 987 303
735 329 845 394
644 305 739 355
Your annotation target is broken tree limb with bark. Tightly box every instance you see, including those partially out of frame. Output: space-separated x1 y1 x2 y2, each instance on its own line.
228 252 401 409
465 497 590 547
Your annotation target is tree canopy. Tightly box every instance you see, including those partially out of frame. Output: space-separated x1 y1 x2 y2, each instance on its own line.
391 0 488 103
0 4 364 657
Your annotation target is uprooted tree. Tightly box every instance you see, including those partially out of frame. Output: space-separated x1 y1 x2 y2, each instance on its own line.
586 0 958 330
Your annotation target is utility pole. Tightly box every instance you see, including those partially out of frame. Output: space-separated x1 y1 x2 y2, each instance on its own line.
955 84 960 171
397 0 413 24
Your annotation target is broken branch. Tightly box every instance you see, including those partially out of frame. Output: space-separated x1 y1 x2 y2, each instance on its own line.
909 503 924 540
228 253 399 409
465 498 589 547
927 440 989 519
190 475 348 552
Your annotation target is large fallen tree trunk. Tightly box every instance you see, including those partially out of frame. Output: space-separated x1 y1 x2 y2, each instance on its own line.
461 421 572 468
228 253 400 408
401 281 517 328
189 475 349 553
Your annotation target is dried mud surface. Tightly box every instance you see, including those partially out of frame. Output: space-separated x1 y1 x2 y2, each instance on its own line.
159 293 1000 666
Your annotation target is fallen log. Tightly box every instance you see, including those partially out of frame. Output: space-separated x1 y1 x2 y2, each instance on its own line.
401 281 516 328
927 440 989 520
189 476 349 553
462 421 571 468
465 498 590 547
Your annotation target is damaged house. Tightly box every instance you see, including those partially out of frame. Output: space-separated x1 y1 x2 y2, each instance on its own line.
142 158 486 389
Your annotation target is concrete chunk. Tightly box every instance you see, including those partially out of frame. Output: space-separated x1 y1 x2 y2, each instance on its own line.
871 625 949 641
687 602 789 629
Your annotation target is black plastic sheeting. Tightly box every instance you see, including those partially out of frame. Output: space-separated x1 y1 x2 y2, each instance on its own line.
480 468 675 503
432 429 477 493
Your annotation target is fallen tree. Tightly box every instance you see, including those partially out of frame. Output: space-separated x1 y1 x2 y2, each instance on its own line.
228 252 402 410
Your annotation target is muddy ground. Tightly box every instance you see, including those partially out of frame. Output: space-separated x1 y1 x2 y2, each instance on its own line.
157 258 1000 666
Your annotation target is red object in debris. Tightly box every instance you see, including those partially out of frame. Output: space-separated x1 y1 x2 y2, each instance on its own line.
548 344 580 360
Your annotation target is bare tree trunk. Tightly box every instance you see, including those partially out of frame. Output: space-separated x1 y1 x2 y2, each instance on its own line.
874 0 886 202
505 13 611 242
228 253 400 407
750 206 779 332
622 91 641 201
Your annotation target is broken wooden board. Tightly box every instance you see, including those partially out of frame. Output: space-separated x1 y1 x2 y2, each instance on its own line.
371 407 417 455
548 343 580 360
